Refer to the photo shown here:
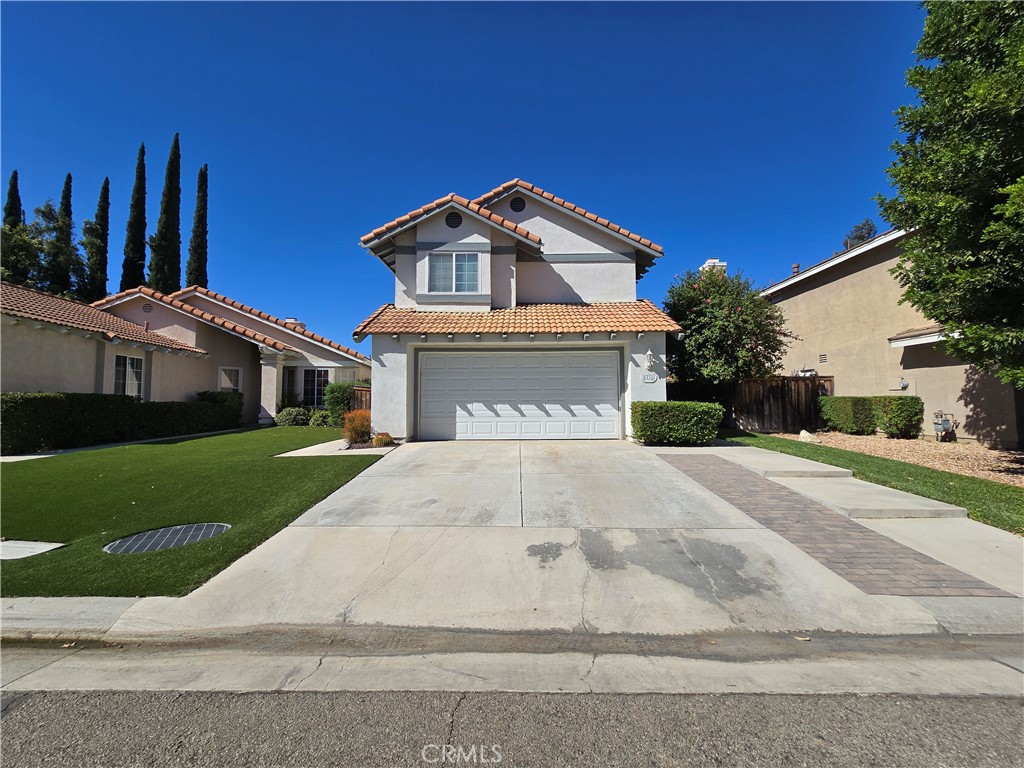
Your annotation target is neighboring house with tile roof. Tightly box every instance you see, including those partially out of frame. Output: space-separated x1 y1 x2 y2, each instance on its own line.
1 282 369 426
762 230 1022 448
355 179 681 441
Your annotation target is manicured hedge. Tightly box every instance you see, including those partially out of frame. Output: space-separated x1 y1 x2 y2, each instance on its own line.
872 395 925 439
631 401 725 445
323 380 371 426
819 396 877 435
0 391 244 455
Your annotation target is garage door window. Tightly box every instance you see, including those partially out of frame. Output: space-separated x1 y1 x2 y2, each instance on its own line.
428 253 478 293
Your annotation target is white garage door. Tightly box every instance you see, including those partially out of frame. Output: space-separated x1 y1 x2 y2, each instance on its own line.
418 350 620 440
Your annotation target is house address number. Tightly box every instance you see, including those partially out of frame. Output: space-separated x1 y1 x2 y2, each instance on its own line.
641 372 658 383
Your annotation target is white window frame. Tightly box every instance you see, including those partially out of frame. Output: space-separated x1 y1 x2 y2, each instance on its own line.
114 354 144 398
217 366 243 393
428 252 479 293
303 368 331 409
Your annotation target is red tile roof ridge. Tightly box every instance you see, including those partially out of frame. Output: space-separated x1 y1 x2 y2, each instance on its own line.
169 286 368 361
360 193 541 246
92 286 299 354
472 179 664 255
1 281 206 354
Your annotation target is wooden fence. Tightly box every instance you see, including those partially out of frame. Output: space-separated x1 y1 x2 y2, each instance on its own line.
350 385 371 412
733 376 834 434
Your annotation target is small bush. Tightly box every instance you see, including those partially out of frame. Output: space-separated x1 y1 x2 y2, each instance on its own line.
372 432 395 447
274 407 309 427
308 410 332 427
344 409 372 443
631 401 725 445
872 395 924 439
324 381 354 425
0 391 243 455
819 396 876 435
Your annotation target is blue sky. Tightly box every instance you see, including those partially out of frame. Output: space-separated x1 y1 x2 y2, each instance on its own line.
1 2 925 353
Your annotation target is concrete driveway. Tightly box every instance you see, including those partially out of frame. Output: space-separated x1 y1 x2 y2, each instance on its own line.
94 440 1022 643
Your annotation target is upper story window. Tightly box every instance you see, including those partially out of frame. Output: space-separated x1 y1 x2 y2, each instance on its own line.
114 354 143 398
428 252 479 293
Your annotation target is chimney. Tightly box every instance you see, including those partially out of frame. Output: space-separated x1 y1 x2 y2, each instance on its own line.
792 264 800 275
699 258 727 273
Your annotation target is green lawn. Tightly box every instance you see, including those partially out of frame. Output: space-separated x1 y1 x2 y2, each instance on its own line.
723 431 1024 536
0 427 379 597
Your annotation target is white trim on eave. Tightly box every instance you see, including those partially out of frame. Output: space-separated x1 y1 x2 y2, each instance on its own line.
360 201 542 252
172 289 369 366
762 229 909 297
889 330 960 349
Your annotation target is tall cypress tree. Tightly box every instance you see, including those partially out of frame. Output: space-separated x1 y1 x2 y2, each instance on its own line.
120 143 147 290
148 133 181 293
185 164 208 288
3 170 24 227
42 173 85 296
82 177 111 302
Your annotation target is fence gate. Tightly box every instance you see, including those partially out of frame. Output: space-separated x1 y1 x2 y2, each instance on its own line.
733 377 834 433
350 385 371 412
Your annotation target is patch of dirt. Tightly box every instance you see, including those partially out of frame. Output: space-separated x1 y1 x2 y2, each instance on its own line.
770 432 1024 488
346 442 374 450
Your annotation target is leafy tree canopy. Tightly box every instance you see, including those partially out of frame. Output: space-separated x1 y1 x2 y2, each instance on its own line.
879 1 1024 387
663 268 796 384
842 218 878 251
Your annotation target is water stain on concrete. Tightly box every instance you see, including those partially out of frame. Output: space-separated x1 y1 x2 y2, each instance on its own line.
577 529 628 571
526 542 566 565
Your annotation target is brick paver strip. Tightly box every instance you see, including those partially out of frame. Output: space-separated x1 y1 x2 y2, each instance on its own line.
658 454 1013 598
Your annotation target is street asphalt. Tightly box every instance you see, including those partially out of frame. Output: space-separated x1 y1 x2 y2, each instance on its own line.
2 690 1022 767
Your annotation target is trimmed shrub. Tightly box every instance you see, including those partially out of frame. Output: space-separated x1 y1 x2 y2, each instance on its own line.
0 391 243 455
872 395 925 439
631 401 725 445
308 409 332 427
196 390 244 424
274 407 309 427
819 396 876 435
372 432 395 447
324 381 354 426
344 409 372 444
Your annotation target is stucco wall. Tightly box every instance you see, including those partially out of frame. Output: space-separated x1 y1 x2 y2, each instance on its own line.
1 321 104 393
369 333 669 441
516 260 636 304
105 300 199 347
488 194 632 256
769 242 1020 447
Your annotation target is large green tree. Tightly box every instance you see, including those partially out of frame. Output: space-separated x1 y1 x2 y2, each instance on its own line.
879 2 1024 387
663 268 796 385
3 170 24 227
81 177 111 302
40 174 85 297
1 170 40 285
148 133 181 293
120 143 147 291
185 163 208 287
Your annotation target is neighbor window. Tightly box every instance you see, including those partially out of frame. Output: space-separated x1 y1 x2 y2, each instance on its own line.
428 252 479 293
114 355 143 398
218 367 242 393
303 369 330 408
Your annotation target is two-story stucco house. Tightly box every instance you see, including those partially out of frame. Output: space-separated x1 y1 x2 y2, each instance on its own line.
353 179 681 441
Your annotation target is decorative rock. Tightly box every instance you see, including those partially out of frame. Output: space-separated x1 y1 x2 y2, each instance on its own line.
799 430 822 443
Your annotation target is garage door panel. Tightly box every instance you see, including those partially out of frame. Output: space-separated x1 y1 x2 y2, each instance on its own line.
419 351 620 440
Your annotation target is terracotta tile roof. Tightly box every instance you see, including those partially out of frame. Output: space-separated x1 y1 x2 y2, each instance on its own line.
92 286 300 354
473 179 664 255
169 286 368 362
1 281 206 354
354 300 681 336
888 322 945 342
360 193 542 247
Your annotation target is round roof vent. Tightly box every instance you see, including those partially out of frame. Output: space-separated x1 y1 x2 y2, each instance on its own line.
142 303 153 313
510 196 526 213
445 211 463 229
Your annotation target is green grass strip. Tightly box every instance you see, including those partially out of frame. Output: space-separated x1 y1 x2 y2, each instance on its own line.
723 431 1024 536
1 427 379 597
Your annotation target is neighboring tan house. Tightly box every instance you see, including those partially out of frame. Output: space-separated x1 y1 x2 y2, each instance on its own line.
762 230 1022 448
353 179 681 441
1 281 369 425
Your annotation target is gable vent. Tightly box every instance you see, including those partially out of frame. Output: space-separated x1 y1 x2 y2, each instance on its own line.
509 196 526 212
445 211 463 229
142 303 153 314
818 353 828 364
